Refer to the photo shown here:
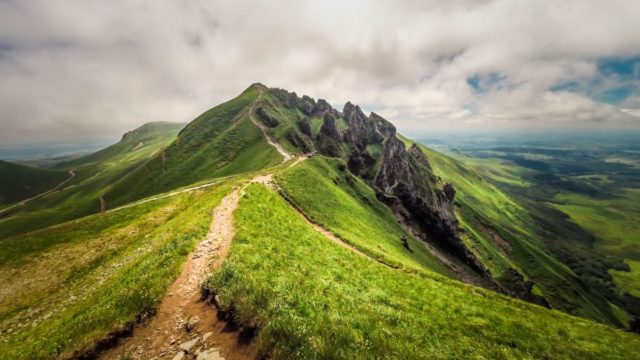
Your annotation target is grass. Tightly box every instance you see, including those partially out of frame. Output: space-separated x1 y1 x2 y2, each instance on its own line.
275 156 453 277
610 259 640 298
205 184 640 359
103 85 283 207
0 178 238 359
398 136 625 326
0 122 183 239
551 189 640 259
551 189 640 297
0 160 69 205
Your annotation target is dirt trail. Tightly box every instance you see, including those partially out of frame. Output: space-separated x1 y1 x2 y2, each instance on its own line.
0 169 76 216
99 194 106 213
248 91 293 162
97 187 252 360
97 94 301 359
94 91 305 360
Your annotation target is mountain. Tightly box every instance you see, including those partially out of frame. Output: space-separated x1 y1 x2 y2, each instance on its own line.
0 84 638 359
0 160 70 206
55 121 186 170
0 121 184 238
102 86 282 207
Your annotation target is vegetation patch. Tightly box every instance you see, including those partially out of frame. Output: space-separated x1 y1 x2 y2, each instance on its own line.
205 184 640 359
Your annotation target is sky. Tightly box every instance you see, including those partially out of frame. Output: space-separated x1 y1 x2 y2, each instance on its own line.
1 0 640 147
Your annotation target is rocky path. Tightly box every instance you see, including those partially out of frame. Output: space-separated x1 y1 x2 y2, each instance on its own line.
97 187 252 360
95 92 303 359
97 94 301 359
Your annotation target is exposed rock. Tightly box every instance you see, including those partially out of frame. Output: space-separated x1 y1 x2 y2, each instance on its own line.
343 102 383 149
196 348 224 360
179 337 200 352
498 269 550 307
256 107 280 128
260 86 495 282
408 143 427 163
442 183 456 201
316 112 343 157
314 103 490 276
172 351 185 360
347 149 376 179
182 316 200 332
297 95 316 115
298 116 312 137
316 98 332 112
319 112 341 140
369 112 396 138
286 130 313 153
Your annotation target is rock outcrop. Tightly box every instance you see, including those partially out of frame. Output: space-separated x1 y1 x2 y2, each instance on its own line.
256 107 280 128
262 87 491 277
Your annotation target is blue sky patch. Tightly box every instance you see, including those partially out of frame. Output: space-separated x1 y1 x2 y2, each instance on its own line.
551 56 640 104
466 72 506 93
598 56 640 78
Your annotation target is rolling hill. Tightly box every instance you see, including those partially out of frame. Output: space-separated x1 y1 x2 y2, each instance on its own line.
0 160 71 207
0 121 184 239
0 83 638 359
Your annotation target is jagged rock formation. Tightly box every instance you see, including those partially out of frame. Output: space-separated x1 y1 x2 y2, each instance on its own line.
263 87 491 278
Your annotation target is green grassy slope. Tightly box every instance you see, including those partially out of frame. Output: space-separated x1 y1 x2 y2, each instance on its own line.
0 122 183 239
55 121 185 171
0 178 238 359
103 85 283 207
0 160 69 205
206 184 640 359
400 137 625 326
275 156 453 277
551 189 640 300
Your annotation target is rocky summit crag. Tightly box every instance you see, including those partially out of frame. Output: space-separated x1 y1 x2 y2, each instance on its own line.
265 86 491 281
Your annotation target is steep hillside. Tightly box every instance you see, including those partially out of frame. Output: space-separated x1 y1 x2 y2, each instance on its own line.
205 183 640 359
408 142 627 326
3 83 639 359
55 122 185 170
248 87 492 280
0 160 70 206
103 85 283 207
219 85 633 326
275 156 456 278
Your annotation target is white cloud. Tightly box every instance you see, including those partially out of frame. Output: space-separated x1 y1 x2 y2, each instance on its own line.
1 0 640 145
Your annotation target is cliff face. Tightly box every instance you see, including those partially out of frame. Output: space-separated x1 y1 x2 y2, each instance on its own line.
339 104 487 274
266 87 490 276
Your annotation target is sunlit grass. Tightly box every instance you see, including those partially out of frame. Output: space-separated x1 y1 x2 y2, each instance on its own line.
0 180 237 359
205 184 640 359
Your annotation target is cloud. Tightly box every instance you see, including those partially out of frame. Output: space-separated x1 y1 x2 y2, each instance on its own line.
1 0 640 145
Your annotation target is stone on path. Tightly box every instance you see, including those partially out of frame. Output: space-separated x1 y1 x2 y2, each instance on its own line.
196 348 224 360
179 337 200 352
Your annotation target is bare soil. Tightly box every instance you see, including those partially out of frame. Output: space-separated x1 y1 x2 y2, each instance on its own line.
97 188 255 360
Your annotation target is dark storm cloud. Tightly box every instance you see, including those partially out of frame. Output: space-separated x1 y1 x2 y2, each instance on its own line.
1 0 640 145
